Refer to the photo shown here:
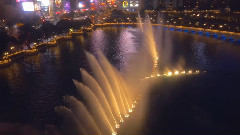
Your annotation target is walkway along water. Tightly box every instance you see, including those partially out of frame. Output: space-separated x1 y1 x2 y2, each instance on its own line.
0 28 92 68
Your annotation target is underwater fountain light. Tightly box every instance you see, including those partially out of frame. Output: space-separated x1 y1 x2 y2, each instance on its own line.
112 132 117 135
143 69 204 80
168 72 173 76
125 114 129 118
129 109 133 112
116 124 120 128
175 71 179 75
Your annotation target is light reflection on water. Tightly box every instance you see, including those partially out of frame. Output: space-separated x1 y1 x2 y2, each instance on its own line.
0 27 240 132
192 42 210 70
90 29 106 54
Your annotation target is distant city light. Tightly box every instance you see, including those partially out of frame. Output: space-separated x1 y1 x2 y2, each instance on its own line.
175 71 179 75
130 1 139 7
22 2 35 11
79 3 85 8
168 72 172 76
16 0 26 2
122 1 128 8
41 0 50 6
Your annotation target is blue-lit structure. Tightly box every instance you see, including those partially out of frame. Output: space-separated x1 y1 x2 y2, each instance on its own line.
229 37 234 42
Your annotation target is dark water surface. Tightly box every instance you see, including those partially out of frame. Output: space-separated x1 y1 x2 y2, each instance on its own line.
0 27 240 134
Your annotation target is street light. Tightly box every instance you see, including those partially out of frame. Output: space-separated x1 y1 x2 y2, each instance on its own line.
4 52 8 56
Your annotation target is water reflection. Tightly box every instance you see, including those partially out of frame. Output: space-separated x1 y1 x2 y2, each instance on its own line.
90 27 139 71
1 27 240 133
91 29 106 55
192 42 209 69
117 29 138 71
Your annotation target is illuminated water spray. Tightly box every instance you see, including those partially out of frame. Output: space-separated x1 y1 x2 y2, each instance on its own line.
138 12 143 32
55 13 205 135
55 51 140 135
144 14 159 75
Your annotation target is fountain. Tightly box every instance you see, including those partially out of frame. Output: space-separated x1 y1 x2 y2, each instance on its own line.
144 14 159 75
55 13 203 135
54 13 159 135
138 12 143 32
157 11 164 25
55 51 141 135
55 106 87 135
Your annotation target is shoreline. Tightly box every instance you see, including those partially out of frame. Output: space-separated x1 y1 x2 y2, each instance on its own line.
0 28 92 68
94 23 240 42
1 23 239 68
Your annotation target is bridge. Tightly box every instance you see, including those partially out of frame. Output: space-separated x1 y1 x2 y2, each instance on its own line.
93 23 240 44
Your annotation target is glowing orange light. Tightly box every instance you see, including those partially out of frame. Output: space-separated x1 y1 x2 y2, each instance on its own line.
175 71 179 75
168 72 172 76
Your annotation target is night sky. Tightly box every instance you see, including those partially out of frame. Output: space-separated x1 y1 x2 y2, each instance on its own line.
229 0 240 11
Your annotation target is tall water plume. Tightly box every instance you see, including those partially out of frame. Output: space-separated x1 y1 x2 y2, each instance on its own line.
98 51 132 114
73 80 115 135
144 14 159 74
55 106 87 135
63 96 101 135
55 14 161 135
84 52 123 123
157 11 164 24
79 68 118 128
138 11 143 32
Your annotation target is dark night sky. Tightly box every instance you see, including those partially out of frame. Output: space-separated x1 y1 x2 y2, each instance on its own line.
229 0 240 11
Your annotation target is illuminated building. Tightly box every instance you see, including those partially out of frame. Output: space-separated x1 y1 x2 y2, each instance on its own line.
15 0 67 16
183 0 195 9
210 0 230 10
151 0 183 10
183 0 230 10
121 0 140 12
63 0 70 13
0 0 23 21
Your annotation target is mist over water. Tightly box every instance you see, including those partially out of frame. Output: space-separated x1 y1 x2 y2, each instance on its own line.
54 12 206 135
54 14 161 135
1 13 240 135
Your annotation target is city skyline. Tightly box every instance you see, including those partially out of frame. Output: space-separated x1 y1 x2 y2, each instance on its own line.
1 0 240 135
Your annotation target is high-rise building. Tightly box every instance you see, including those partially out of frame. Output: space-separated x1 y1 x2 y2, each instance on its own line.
0 0 22 21
210 0 230 10
168 0 183 8
155 0 166 9
144 0 154 10
183 0 195 9
153 0 183 10
154 0 183 9
120 0 141 11
183 0 230 10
